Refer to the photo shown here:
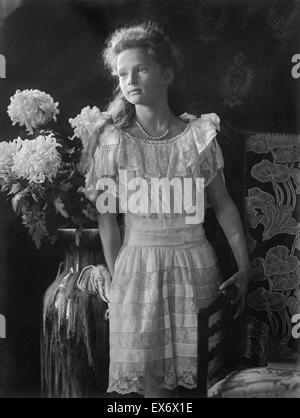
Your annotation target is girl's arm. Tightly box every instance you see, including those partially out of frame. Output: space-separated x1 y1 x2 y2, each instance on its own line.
206 171 250 318
97 212 122 278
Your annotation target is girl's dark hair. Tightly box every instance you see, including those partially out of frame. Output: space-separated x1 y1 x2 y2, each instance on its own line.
102 21 186 128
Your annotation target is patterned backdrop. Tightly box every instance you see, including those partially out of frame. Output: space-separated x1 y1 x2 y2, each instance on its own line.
207 126 299 368
0 0 299 395
240 131 300 364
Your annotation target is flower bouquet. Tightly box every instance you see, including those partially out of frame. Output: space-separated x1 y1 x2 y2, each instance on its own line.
0 89 99 248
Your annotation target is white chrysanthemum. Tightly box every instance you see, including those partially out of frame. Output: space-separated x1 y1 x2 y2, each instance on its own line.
7 89 60 133
12 133 62 183
69 106 102 149
0 139 21 181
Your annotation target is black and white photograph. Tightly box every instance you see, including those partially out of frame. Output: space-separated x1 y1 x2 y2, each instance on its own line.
0 0 299 402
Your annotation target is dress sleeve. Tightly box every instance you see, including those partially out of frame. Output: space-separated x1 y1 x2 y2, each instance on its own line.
83 121 120 204
194 113 224 187
200 135 224 187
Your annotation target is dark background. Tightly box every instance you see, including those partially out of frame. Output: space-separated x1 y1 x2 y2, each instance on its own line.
0 0 299 397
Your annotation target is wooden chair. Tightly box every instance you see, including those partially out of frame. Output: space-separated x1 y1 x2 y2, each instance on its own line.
197 293 234 397
197 294 300 398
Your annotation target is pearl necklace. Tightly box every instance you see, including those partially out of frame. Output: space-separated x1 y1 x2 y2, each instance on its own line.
135 116 171 140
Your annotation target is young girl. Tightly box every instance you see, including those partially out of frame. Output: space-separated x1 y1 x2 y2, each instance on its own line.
83 21 250 397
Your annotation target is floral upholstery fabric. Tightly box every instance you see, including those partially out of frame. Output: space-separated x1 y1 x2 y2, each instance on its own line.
209 366 300 398
239 132 300 364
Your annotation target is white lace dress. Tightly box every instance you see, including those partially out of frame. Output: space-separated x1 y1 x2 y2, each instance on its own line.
84 112 225 395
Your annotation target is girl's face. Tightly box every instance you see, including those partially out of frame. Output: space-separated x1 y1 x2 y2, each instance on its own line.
116 47 173 106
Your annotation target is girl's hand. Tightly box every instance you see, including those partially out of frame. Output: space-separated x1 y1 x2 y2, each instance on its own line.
219 269 250 319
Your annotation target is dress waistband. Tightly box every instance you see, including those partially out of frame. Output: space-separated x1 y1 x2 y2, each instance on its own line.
123 224 207 248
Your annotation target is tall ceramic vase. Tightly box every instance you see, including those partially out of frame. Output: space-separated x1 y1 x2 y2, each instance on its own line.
41 229 109 398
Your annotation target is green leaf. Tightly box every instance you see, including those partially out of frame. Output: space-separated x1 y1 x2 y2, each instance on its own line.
53 197 69 218
8 183 22 195
11 189 28 214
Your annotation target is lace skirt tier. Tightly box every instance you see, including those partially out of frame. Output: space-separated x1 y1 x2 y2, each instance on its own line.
107 214 222 395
